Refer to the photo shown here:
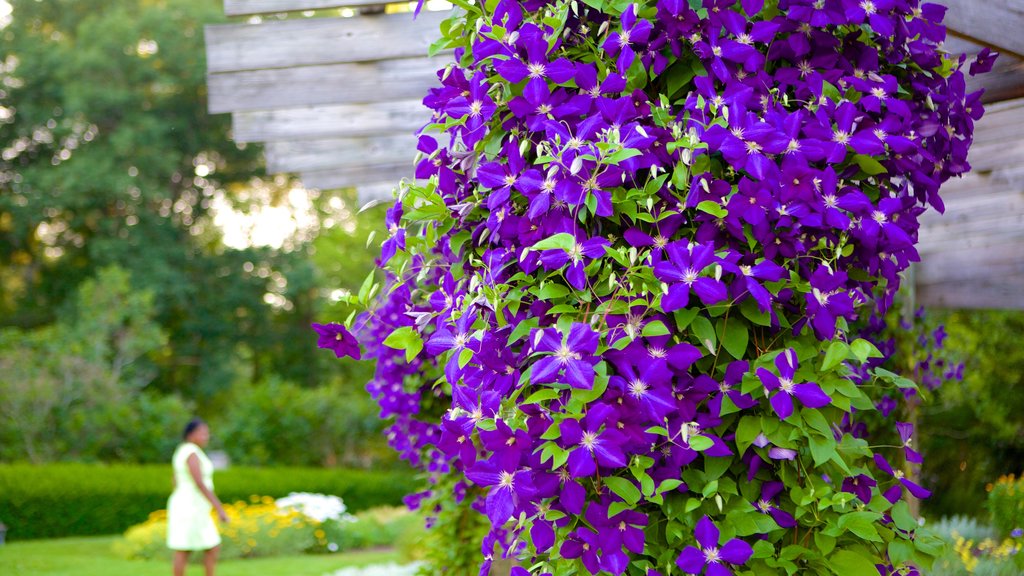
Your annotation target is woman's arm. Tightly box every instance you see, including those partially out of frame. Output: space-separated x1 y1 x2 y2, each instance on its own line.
186 453 228 523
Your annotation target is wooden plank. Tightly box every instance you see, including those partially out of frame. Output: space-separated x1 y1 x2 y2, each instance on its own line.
944 0 1024 59
356 181 400 205
264 134 415 173
207 55 449 113
300 162 413 189
224 0 395 16
918 279 1024 309
232 100 431 142
205 11 447 73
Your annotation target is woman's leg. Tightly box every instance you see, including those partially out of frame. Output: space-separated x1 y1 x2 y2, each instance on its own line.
203 545 220 576
173 550 189 576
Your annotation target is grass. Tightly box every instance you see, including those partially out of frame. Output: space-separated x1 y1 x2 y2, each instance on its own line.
0 536 400 576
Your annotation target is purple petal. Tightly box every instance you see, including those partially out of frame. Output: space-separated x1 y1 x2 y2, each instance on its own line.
675 546 706 574
720 538 753 564
695 515 719 548
485 487 514 525
770 392 794 420
793 383 831 408
568 447 597 478
531 520 555 553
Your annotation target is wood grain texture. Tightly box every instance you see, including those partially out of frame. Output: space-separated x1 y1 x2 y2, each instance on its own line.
299 162 413 189
207 55 451 113
264 134 416 172
232 100 431 142
224 0 394 16
205 10 448 73
944 0 1024 59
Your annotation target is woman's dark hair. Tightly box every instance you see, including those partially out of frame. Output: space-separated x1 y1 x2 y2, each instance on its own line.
182 417 206 440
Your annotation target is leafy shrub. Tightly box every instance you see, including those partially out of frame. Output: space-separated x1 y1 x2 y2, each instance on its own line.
988 474 1024 537
220 379 390 468
0 464 417 540
929 515 998 543
316 506 423 554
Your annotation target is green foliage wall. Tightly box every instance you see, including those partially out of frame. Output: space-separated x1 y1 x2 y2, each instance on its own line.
0 464 417 540
921 310 1024 519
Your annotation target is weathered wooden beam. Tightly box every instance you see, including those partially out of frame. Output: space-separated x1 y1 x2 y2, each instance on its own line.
205 10 448 73
264 134 415 173
918 280 1024 309
943 0 1024 59
232 100 430 142
356 181 401 205
300 162 413 189
207 55 449 113
224 0 398 16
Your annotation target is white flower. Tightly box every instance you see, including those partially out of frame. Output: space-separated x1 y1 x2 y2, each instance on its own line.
275 492 348 523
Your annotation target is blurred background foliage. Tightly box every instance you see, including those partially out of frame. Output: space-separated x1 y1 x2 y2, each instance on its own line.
0 0 1021 527
0 0 392 469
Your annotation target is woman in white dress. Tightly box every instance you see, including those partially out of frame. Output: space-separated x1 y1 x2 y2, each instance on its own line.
167 418 228 576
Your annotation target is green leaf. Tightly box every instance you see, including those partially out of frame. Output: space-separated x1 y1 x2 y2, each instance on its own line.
888 540 914 565
837 512 883 542
802 409 832 437
357 270 376 304
853 154 887 175
822 341 850 371
829 550 880 576
642 320 670 337
691 315 717 355
696 200 728 218
736 416 761 454
808 435 836 467
688 435 714 451
719 319 749 359
657 479 684 494
674 308 700 331
850 338 883 363
890 501 918 532
531 233 577 251
604 476 641 505
382 326 423 362
607 147 643 164
536 282 570 300
458 347 474 368
814 532 836 556
523 389 561 405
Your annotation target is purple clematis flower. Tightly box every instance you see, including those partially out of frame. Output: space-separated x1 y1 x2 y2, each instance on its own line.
676 516 754 575
653 241 728 311
757 349 831 420
560 404 628 478
603 4 654 73
466 459 536 526
530 323 601 389
312 322 361 359
539 236 610 290
804 266 856 340
753 481 797 528
841 473 877 504
896 421 923 464
874 453 931 502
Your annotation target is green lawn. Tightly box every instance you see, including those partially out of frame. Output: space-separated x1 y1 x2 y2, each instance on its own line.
0 536 399 576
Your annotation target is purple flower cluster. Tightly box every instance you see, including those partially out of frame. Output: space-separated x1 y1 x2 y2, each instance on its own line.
334 0 991 574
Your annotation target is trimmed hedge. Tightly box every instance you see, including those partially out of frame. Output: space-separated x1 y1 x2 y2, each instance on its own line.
0 463 417 540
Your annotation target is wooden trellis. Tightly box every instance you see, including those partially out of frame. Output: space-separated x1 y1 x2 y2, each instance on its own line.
205 1 1024 309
